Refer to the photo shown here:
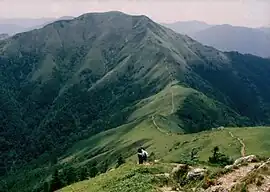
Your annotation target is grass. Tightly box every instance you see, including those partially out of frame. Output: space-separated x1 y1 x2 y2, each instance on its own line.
128 83 194 122
60 118 270 168
4 123 270 192
58 163 175 192
3 83 270 192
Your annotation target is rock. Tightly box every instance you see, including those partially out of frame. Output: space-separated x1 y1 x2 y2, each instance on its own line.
224 165 235 171
171 164 191 180
206 186 229 192
164 173 170 178
233 155 258 166
187 168 207 180
195 188 205 192
171 164 190 175
155 173 170 178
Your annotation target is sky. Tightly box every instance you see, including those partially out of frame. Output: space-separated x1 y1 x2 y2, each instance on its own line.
1 0 270 27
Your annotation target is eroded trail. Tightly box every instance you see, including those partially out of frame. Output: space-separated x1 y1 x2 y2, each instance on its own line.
237 137 246 157
151 64 175 135
152 115 168 134
207 160 270 192
207 163 259 192
165 65 175 114
170 85 175 114
229 131 246 157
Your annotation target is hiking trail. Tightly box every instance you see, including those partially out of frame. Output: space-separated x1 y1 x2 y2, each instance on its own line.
229 131 246 157
165 65 175 114
207 163 260 191
207 159 270 192
151 64 175 135
152 115 168 134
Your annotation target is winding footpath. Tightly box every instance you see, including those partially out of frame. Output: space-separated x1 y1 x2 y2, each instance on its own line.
165 64 175 114
151 64 175 134
229 131 246 157
151 115 168 134
207 162 260 192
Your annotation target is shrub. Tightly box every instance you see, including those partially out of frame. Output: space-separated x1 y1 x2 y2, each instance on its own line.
208 146 233 166
116 155 125 168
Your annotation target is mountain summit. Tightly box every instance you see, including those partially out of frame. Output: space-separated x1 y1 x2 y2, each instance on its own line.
1 12 270 190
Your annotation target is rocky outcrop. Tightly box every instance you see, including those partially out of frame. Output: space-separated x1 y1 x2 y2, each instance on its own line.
171 164 207 185
206 156 270 192
233 155 258 166
187 168 207 180
171 164 190 176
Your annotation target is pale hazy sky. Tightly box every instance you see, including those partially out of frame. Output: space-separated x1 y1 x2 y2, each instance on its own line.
1 0 269 27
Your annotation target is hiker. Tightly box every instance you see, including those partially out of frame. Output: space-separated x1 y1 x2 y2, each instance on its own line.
141 147 148 163
137 147 148 164
137 148 143 164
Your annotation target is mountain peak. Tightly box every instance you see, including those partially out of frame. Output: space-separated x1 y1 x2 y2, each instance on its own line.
77 11 149 20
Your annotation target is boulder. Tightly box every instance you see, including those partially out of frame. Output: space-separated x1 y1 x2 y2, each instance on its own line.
233 155 258 166
224 165 236 171
171 164 190 180
155 173 170 178
218 126 225 130
187 168 207 180
171 164 190 175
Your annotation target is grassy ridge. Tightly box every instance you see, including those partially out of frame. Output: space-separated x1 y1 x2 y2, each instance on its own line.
57 126 270 192
58 163 175 192
61 120 270 167
2 83 270 192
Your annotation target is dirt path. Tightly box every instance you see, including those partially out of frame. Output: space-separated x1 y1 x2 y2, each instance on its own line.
152 115 168 134
229 131 246 157
170 84 175 114
237 137 246 157
151 64 175 135
207 163 259 192
165 65 175 114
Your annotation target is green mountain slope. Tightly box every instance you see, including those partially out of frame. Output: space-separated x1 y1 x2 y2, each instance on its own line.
57 163 177 192
3 120 270 192
1 11 270 191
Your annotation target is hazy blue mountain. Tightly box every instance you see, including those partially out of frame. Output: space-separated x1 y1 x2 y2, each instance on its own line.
191 24 270 58
0 16 74 35
0 23 26 35
162 20 212 35
259 27 270 34
163 21 270 58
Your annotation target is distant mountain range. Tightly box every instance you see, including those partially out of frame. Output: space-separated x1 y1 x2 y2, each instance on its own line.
0 16 74 35
163 21 270 58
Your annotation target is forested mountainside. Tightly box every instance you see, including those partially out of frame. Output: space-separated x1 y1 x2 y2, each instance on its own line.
1 11 270 183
